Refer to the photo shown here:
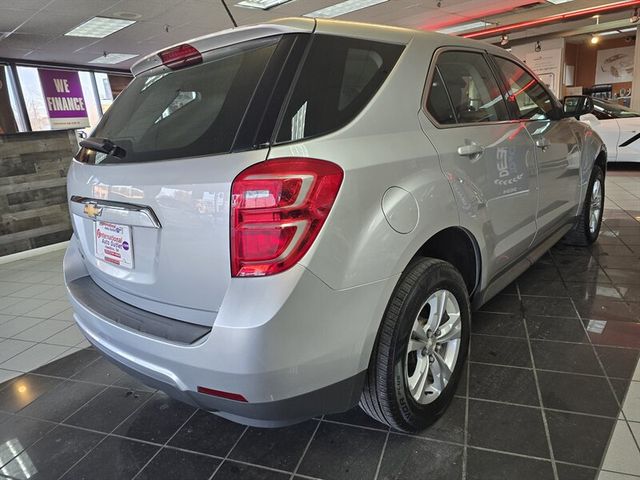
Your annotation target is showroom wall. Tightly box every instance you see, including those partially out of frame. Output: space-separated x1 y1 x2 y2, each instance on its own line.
0 129 76 256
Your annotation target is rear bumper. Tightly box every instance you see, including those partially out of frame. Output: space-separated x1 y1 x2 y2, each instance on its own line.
64 236 396 426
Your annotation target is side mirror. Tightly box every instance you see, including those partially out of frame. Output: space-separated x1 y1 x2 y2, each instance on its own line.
562 95 592 119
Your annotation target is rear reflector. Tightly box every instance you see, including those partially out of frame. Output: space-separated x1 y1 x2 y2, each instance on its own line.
197 386 248 402
159 44 202 70
231 158 344 277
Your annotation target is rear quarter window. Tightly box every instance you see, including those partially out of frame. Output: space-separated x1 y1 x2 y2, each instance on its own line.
275 35 404 143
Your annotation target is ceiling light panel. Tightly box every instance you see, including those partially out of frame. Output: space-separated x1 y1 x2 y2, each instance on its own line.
89 53 138 64
599 30 620 35
304 0 388 18
437 21 491 34
65 17 135 38
620 26 638 32
546 0 574 4
236 0 292 9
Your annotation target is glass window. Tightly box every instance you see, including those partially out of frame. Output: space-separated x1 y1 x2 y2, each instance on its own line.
275 35 404 143
77 37 279 165
0 65 24 133
94 72 114 113
426 68 456 124
79 71 102 129
17 66 51 131
435 51 509 124
592 98 640 119
493 56 555 120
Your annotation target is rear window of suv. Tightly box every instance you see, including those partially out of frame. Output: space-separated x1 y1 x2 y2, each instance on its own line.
275 35 404 143
78 37 280 165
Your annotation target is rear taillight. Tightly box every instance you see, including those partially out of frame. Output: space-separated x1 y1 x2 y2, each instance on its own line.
231 158 344 277
159 44 202 70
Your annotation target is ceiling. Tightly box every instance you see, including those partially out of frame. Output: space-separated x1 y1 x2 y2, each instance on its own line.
0 0 638 71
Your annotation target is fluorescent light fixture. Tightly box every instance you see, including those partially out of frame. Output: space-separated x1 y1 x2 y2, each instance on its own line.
546 0 574 4
620 26 638 32
304 0 388 18
437 21 491 34
89 53 138 64
66 16 135 38
599 30 620 35
236 0 292 9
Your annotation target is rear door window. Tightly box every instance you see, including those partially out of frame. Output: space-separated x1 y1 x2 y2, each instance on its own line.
275 35 404 143
78 37 280 164
430 51 509 124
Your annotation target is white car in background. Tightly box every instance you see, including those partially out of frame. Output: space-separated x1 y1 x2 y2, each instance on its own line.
565 95 640 163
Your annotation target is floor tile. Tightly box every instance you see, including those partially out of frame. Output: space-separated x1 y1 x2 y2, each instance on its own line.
531 340 603 375
8 283 56 299
522 297 577 318
0 369 20 385
470 335 532 367
1 425 103 479
0 374 61 413
518 279 568 297
584 320 640 349
466 448 554 480
0 343 70 372
70 356 126 385
478 294 521 314
32 348 101 378
469 363 539 406
19 379 105 422
0 282 28 296
0 338 36 363
23 300 72 319
64 386 152 433
622 381 640 422
596 347 640 379
0 415 54 466
546 410 615 467
43 323 86 346
0 298 51 316
378 434 462 480
471 312 525 338
111 372 157 393
168 409 246 457
574 298 638 323
114 391 196 444
601 420 640 475
13 318 70 342
214 461 290 480
297 422 386 480
538 371 620 417
526 315 589 343
555 463 597 480
229 420 318 471
467 399 549 457
415 396 466 443
566 283 623 302
325 406 389 430
61 435 158 480
617 284 640 302
51 308 75 321
136 448 220 480
0 317 44 339
598 471 640 479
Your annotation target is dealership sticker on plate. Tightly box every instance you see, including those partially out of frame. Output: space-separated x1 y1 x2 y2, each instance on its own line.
95 221 133 269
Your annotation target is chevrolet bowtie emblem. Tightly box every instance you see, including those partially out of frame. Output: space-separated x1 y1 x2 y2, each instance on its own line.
83 202 103 219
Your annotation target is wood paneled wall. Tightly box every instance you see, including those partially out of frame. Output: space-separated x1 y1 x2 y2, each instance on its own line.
0 129 76 256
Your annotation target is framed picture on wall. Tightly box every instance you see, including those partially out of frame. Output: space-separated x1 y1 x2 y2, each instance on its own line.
595 46 635 84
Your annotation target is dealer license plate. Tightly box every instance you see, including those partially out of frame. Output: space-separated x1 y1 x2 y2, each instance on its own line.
94 221 133 269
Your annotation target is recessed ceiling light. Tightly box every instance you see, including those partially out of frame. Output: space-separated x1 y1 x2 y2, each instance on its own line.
304 0 388 18
236 0 292 9
437 21 491 34
546 0 574 4
65 17 135 38
89 53 138 64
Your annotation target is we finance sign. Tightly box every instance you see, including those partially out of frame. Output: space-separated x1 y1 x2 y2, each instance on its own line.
38 69 89 129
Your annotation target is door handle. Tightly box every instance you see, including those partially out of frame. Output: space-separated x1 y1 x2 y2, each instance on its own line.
535 138 550 151
457 144 484 157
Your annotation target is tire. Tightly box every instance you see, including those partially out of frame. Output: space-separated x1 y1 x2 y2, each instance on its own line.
360 257 470 432
563 165 605 246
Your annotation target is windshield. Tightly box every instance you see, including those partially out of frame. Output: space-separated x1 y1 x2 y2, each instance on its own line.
75 37 280 165
592 98 640 119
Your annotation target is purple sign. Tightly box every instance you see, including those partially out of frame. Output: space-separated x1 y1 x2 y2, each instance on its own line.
38 69 89 129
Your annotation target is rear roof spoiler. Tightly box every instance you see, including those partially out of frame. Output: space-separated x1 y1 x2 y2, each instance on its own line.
131 17 315 77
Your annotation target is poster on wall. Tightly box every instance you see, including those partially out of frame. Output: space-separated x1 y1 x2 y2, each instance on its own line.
595 46 634 84
0 68 18 134
524 48 563 97
37 69 89 129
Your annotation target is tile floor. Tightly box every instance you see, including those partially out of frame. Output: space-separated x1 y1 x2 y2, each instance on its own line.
0 167 639 480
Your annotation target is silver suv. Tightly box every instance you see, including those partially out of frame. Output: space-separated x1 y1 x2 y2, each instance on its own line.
64 18 606 432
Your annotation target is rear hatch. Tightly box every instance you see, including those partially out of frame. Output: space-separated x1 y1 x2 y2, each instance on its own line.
67 26 312 326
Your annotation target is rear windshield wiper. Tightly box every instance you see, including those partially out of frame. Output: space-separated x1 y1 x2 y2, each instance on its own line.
80 137 126 158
